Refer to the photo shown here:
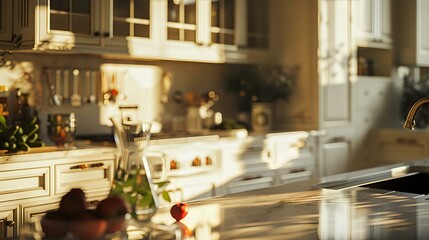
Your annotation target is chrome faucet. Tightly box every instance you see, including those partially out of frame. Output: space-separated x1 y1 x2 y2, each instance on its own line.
403 96 429 130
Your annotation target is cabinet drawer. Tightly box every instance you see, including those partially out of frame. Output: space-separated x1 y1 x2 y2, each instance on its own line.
356 78 391 110
0 167 50 203
278 170 312 185
377 138 427 163
226 175 273 194
21 202 59 226
54 159 114 196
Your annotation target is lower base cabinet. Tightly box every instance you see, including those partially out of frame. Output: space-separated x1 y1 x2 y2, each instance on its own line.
0 148 116 238
371 129 429 164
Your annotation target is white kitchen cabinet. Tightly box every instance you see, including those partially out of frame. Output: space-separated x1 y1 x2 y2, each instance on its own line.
393 0 429 66
0 0 12 44
318 0 354 177
353 0 391 48
10 0 269 63
0 205 18 239
352 76 393 168
0 147 116 236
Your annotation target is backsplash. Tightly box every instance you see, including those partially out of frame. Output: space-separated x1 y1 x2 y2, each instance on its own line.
3 52 248 143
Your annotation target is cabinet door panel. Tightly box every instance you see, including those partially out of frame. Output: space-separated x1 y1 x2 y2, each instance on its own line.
0 0 13 43
320 0 351 125
381 0 391 42
356 0 376 40
21 202 59 226
321 130 352 177
0 205 18 239
418 0 429 60
247 0 268 49
30 0 101 49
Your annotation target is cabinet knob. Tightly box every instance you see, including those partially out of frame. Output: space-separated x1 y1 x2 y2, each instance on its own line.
94 31 100 36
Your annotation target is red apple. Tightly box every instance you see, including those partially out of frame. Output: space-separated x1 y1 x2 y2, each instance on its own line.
170 202 189 221
69 211 107 240
41 210 68 238
59 188 87 218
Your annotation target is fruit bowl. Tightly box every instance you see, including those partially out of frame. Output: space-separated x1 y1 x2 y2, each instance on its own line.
20 215 181 240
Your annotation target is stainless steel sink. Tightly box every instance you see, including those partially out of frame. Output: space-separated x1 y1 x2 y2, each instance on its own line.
316 165 429 196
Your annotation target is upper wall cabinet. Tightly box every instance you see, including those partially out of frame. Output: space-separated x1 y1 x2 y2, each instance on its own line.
393 0 429 67
353 0 392 49
0 0 13 44
160 0 271 63
10 0 269 64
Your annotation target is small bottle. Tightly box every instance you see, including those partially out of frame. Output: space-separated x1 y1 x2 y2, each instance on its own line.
0 85 9 119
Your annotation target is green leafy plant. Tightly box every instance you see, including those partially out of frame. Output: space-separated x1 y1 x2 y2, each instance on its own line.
109 166 171 220
0 115 44 153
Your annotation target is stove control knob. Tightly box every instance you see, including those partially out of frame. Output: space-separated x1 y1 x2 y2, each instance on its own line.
192 157 202 167
205 156 212 165
170 160 180 170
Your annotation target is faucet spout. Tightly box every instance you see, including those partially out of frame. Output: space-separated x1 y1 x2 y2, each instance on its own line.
403 96 429 130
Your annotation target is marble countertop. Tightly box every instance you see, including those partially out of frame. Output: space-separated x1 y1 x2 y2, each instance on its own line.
150 158 429 239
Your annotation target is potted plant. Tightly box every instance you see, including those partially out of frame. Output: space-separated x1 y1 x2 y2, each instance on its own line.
227 65 298 131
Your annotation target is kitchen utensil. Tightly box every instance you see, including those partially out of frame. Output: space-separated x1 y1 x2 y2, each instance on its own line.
71 69 82 107
83 70 90 103
161 71 173 104
43 68 56 106
89 70 97 104
47 113 77 147
53 69 63 106
63 69 70 104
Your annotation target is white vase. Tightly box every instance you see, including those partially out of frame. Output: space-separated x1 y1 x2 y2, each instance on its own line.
251 102 273 132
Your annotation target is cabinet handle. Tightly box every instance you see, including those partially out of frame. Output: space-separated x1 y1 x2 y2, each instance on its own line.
291 140 306 148
396 138 418 145
70 162 104 170
94 31 100 36
331 137 346 142
5 220 14 227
